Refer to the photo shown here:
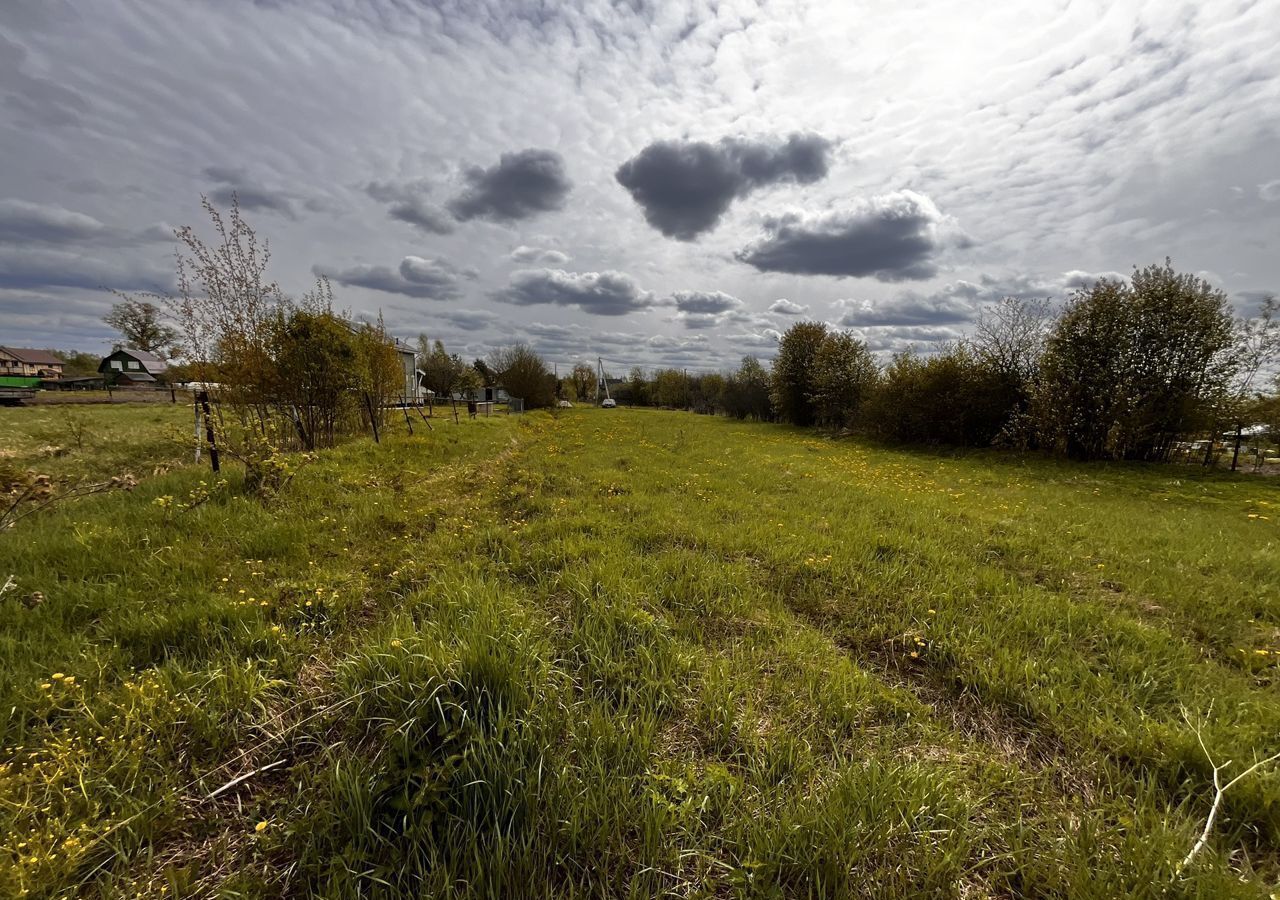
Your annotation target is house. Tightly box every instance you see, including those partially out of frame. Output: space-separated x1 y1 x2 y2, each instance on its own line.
0 347 65 380
98 348 168 384
394 339 421 402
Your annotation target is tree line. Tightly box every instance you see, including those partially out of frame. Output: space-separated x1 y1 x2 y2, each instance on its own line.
611 262 1280 464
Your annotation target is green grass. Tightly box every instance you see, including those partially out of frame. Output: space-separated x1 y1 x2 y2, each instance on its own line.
2 406 1279 897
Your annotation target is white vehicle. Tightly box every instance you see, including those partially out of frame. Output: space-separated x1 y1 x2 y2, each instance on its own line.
601 398 617 409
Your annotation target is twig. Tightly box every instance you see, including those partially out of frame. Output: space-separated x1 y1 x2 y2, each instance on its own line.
1180 708 1280 871
205 758 288 800
0 574 15 598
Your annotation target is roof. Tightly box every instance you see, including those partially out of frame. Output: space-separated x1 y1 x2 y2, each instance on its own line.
102 348 168 374
1 347 64 366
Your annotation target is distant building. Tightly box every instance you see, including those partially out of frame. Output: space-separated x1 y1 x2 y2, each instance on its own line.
394 339 421 402
0 347 65 379
98 348 168 384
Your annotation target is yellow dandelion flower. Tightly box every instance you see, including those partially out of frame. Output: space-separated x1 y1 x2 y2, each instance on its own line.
255 821 269 833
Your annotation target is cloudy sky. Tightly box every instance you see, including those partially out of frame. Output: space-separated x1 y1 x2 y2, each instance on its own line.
2 0 1278 372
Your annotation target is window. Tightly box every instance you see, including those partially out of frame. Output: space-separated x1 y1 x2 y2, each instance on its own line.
127 360 140 370
111 360 123 370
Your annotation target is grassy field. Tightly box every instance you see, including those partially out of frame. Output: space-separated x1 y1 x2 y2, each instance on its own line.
2 404 1279 898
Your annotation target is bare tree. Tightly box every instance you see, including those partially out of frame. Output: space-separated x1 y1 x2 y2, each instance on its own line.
169 193 284 400
971 295 1052 382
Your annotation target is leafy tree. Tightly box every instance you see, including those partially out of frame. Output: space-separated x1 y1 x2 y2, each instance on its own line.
104 296 178 356
489 343 554 409
810 331 878 428
417 337 469 398
770 321 827 426
651 368 690 408
568 363 596 402
627 367 649 406
54 350 102 376
723 356 772 420
1033 263 1238 460
473 358 495 386
696 372 727 414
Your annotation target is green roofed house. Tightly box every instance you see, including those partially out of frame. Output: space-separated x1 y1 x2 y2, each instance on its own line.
98 348 168 385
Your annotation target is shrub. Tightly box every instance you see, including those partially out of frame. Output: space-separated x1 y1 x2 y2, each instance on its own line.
1033 262 1237 460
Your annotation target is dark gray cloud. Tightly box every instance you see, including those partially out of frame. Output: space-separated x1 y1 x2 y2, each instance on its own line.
388 197 454 234
0 199 106 244
316 255 464 301
365 180 454 234
615 133 832 240
204 167 296 218
736 191 964 281
447 149 572 222
493 268 656 316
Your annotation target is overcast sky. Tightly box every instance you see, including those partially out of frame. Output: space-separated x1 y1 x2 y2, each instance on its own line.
2 0 1278 373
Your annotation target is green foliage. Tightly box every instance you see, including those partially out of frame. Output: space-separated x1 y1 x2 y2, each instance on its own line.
770 321 827 426
809 330 878 428
721 356 772 420
1035 263 1238 460
53 350 102 377
489 343 555 409
864 345 1015 445
650 368 691 408
417 337 472 398
269 308 358 448
104 296 178 357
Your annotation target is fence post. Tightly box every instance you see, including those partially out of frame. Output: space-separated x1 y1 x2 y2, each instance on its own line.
364 392 380 444
197 390 220 473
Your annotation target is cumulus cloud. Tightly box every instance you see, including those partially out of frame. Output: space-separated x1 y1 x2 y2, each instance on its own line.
317 255 464 301
448 149 572 223
615 133 833 240
670 290 741 315
510 245 570 265
1257 180 1280 203
493 268 656 316
768 298 808 315
735 191 966 281
0 199 106 244
204 166 296 218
